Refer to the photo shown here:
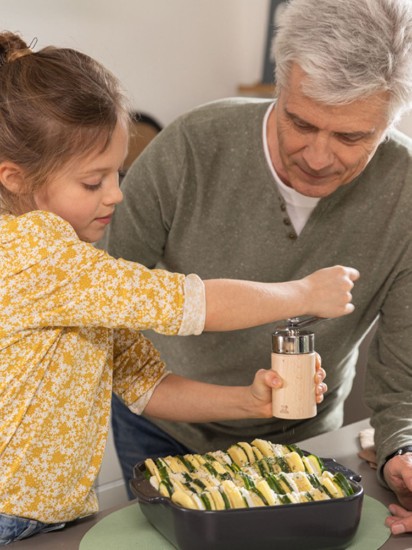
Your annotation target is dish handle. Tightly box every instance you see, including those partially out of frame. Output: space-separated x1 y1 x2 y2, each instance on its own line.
129 475 167 504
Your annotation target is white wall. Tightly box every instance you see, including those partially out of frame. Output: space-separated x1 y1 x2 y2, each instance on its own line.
2 0 269 126
3 0 412 132
397 113 412 137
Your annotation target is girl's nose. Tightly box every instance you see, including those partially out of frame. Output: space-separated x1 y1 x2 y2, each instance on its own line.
104 175 123 205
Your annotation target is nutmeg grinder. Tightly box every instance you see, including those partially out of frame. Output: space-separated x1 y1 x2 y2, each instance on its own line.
271 316 324 420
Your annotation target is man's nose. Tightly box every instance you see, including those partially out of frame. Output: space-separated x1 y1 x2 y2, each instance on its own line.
302 133 334 172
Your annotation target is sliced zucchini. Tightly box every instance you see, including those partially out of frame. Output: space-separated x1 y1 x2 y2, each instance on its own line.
305 454 324 475
299 491 314 503
277 472 298 494
208 458 230 477
159 479 174 497
321 477 343 499
183 454 203 470
266 473 286 494
235 472 255 490
200 491 214 510
332 472 355 496
274 456 291 473
144 439 353 511
176 455 195 472
144 458 161 481
220 488 231 509
252 446 264 461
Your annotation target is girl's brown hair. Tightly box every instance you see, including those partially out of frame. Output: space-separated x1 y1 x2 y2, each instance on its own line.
0 31 130 214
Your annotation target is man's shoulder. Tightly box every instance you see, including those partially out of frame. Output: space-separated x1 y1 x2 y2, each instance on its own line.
387 127 412 152
176 97 272 128
368 127 412 179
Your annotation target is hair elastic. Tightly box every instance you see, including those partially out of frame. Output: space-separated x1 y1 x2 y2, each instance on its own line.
7 37 37 63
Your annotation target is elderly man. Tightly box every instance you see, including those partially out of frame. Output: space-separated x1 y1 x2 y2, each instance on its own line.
100 0 412 535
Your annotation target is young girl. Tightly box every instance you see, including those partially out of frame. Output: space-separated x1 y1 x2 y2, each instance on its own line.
0 32 359 545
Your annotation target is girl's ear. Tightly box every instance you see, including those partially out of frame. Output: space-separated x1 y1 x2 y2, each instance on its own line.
0 162 25 194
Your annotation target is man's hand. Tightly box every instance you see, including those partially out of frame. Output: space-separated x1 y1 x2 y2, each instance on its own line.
383 453 412 534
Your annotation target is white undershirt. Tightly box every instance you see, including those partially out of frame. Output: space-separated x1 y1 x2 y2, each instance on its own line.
262 104 320 235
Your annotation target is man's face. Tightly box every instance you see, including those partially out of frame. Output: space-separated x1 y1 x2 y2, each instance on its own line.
268 64 391 197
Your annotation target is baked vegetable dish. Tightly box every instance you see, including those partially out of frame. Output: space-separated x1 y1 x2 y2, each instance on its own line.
144 438 355 511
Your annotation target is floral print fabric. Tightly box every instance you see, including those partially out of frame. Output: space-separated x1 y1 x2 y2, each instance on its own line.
0 210 204 523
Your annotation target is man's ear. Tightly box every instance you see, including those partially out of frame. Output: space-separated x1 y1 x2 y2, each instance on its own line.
0 162 26 194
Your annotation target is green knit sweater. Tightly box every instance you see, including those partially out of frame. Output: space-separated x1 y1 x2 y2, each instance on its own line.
102 98 412 473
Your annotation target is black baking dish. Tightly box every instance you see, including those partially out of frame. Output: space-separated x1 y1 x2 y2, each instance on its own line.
130 455 364 550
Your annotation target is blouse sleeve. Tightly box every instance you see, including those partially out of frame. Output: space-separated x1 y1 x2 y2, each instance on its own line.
0 211 205 337
112 328 170 413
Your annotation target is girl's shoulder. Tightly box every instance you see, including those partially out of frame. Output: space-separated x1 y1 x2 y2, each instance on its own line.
0 211 80 269
1 210 77 241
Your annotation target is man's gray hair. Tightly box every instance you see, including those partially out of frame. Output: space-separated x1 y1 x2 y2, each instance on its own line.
273 0 412 123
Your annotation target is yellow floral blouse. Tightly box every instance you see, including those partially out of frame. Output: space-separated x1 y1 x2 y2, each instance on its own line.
0 210 205 523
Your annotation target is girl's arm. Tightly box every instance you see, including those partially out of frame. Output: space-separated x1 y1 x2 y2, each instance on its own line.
144 356 326 421
203 265 359 331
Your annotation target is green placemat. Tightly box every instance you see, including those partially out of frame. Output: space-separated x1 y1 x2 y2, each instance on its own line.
350 495 390 549
79 495 391 550
80 501 173 550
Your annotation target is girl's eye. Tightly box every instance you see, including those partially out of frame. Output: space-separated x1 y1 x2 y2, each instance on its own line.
82 182 102 191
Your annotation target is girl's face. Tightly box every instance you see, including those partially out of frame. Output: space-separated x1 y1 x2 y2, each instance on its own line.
34 121 128 242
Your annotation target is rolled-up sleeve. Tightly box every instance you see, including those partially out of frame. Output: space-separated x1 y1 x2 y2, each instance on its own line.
178 273 205 336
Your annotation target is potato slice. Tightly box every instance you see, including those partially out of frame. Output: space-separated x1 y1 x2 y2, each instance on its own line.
284 451 305 473
321 477 344 499
237 442 256 464
144 458 161 481
164 456 188 474
209 488 227 510
184 454 203 470
255 479 278 506
171 489 199 509
291 472 313 492
227 445 249 467
221 480 247 508
251 439 275 457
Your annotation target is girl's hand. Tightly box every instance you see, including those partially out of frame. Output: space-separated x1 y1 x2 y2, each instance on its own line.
299 265 360 319
248 353 327 417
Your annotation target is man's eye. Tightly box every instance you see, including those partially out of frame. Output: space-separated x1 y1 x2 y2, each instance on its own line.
82 182 102 191
293 119 313 131
338 134 363 143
